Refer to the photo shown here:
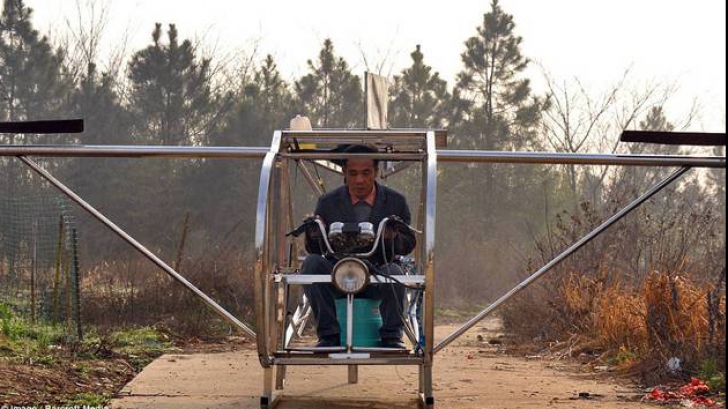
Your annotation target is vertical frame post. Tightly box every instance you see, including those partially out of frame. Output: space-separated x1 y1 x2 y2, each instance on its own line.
254 131 282 406
420 131 437 406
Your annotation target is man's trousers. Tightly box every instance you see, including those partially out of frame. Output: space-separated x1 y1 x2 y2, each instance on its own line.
302 254 406 340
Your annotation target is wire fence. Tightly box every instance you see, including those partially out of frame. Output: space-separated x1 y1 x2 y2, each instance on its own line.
0 184 82 339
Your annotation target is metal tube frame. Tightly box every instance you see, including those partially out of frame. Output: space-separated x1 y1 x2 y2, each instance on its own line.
420 131 437 408
295 160 325 196
2 130 725 409
0 145 269 158
1 145 724 168
254 132 282 408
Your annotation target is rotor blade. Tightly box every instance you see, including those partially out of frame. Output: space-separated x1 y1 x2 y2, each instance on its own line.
621 130 726 146
0 119 84 134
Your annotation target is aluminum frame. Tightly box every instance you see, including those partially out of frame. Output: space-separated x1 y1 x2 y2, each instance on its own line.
1 128 724 409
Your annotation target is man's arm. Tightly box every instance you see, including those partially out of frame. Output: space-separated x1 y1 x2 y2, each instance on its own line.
304 198 327 255
383 196 416 256
393 200 417 255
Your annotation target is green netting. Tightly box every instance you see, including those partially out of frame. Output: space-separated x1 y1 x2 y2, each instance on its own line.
0 183 82 338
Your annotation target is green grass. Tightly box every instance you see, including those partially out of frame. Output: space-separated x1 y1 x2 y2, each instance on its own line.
0 303 66 362
699 359 727 393
607 346 639 366
66 392 110 406
109 326 173 371
77 326 174 371
436 304 488 322
1 301 173 369
0 302 12 320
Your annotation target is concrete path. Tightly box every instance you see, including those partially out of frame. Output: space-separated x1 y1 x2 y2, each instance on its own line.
112 325 654 409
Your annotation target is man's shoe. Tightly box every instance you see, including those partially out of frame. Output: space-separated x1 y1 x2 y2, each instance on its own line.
316 335 341 348
380 337 407 349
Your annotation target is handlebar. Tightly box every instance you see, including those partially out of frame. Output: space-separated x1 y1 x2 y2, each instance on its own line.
287 216 419 257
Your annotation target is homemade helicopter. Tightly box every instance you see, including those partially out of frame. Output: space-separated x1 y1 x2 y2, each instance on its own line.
0 76 725 408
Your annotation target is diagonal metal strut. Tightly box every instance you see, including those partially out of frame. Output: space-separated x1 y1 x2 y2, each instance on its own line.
433 166 692 354
17 155 257 338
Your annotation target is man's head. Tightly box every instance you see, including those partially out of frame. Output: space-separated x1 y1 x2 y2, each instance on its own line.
342 144 379 200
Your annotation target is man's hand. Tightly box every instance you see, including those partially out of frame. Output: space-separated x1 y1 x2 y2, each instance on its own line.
383 226 400 240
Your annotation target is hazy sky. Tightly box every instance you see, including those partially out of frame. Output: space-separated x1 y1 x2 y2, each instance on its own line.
27 0 727 132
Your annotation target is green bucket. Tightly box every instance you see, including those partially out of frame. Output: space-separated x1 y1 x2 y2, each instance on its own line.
335 298 383 347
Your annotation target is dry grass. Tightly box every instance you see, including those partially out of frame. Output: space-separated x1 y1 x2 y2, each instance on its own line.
502 270 726 385
80 256 255 339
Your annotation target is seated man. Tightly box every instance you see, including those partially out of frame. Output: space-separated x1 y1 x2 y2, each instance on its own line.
303 144 416 348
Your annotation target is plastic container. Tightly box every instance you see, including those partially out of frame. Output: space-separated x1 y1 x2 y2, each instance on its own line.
335 298 382 347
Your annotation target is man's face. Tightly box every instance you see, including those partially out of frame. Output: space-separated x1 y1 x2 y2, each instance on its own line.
345 158 377 199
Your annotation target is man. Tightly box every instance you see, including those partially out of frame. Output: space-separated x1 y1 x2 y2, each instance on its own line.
302 144 416 348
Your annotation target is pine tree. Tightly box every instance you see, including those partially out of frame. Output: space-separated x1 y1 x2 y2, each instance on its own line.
0 0 72 144
615 106 681 196
224 54 293 144
295 39 363 128
127 23 221 145
450 0 548 222
72 62 131 144
389 45 452 128
0 0 73 199
57 62 136 260
455 0 545 151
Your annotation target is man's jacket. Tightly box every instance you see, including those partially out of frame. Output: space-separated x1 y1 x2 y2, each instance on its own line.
305 182 416 265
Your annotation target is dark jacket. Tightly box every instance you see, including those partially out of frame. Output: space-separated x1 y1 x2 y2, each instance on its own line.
306 182 416 265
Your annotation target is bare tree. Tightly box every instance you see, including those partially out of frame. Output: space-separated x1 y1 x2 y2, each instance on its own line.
541 66 627 203
539 66 697 208
356 37 402 78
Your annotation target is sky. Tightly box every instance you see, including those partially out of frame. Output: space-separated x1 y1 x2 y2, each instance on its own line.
27 0 727 132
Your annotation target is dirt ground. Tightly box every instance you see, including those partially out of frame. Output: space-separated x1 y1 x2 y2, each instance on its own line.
111 318 660 409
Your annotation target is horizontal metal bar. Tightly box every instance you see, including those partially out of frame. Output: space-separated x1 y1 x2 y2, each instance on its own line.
313 160 343 175
2 145 723 168
0 145 269 158
283 129 439 138
438 150 726 168
18 156 257 339
283 152 425 161
276 274 426 285
284 128 450 147
354 347 417 353
283 346 347 353
273 357 423 366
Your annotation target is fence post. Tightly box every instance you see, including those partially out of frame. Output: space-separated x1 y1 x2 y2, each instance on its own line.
71 227 83 340
31 220 37 325
52 215 65 324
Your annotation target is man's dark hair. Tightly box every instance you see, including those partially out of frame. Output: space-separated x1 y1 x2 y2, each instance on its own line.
339 144 380 167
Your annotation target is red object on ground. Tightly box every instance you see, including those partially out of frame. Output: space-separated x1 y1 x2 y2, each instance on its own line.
644 378 722 407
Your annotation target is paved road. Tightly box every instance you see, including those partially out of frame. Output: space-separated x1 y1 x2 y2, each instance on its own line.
112 324 653 409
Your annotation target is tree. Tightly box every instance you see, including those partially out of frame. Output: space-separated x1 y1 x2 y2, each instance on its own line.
72 62 130 144
224 54 294 144
127 23 226 145
454 0 545 151
0 0 72 142
186 55 293 253
389 45 452 128
0 0 74 197
619 105 681 188
295 39 363 128
449 0 548 223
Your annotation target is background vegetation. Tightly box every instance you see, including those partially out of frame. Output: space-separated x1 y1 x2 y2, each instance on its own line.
0 0 725 389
